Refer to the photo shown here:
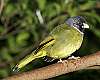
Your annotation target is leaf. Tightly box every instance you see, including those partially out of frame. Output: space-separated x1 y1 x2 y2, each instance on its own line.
79 1 96 10
37 0 46 10
3 3 17 17
7 36 17 52
0 69 8 78
43 3 61 19
0 26 4 33
16 31 30 46
0 48 12 61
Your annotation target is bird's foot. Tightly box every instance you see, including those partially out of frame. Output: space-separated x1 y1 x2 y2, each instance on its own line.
68 56 80 60
57 59 66 63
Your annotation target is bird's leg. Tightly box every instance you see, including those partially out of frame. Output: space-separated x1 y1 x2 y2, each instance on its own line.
57 59 68 64
58 59 63 63
57 59 69 67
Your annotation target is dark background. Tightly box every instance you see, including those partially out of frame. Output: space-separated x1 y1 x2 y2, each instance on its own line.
0 0 100 79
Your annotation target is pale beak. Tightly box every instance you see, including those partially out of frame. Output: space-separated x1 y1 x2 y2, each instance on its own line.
83 23 89 28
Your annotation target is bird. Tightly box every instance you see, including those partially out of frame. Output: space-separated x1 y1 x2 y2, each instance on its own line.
13 16 89 71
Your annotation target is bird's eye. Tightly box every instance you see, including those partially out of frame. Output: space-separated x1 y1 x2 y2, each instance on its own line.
73 22 83 32
73 23 79 28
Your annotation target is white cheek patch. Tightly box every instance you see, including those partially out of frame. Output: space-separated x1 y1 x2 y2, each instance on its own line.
73 26 84 35
83 23 89 28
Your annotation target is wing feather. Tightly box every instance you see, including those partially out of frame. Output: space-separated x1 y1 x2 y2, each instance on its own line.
34 36 55 54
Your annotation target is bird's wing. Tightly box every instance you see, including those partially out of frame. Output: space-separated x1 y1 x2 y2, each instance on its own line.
37 36 55 51
12 36 55 71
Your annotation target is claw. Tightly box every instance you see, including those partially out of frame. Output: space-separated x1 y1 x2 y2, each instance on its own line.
68 56 80 60
57 59 65 63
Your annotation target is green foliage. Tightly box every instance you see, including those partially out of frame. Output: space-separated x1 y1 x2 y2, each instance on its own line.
16 31 30 46
37 0 46 10
0 0 100 79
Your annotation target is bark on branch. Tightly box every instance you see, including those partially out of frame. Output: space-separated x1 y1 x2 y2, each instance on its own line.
0 0 4 15
4 51 100 80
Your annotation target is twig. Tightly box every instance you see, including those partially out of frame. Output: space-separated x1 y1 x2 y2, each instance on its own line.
0 0 4 15
3 51 100 80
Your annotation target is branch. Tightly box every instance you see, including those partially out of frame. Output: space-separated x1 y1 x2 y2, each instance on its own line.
0 0 4 15
4 51 100 80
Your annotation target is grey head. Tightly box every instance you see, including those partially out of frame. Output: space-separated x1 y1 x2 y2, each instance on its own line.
66 16 89 34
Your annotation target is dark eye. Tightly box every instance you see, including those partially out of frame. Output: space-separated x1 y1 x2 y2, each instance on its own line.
73 23 79 28
73 22 83 31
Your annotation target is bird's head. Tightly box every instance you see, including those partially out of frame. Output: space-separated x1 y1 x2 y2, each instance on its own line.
66 16 89 34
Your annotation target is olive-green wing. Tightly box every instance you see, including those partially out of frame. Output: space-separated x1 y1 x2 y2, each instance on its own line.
12 36 55 71
38 36 55 50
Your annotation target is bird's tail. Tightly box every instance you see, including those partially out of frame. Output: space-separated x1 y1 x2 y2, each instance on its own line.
12 50 46 72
